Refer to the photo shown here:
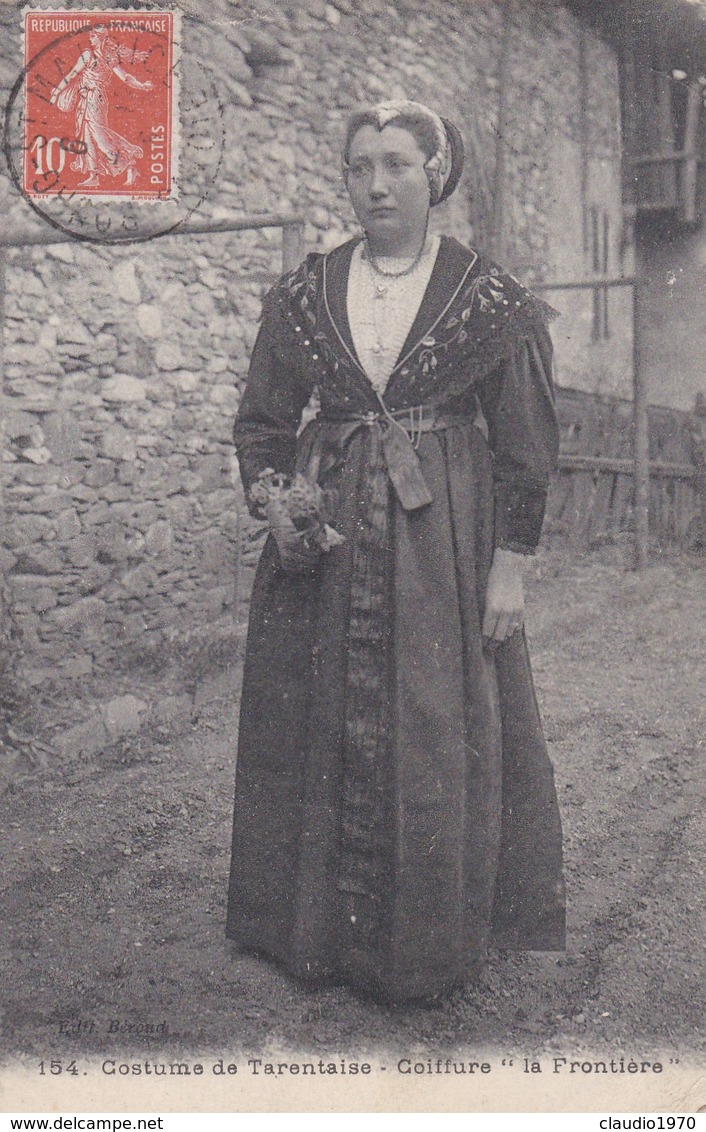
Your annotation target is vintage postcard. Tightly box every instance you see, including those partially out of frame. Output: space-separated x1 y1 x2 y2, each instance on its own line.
1 0 705 1118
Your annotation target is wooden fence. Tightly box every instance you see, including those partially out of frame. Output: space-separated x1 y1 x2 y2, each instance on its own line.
548 387 700 548
535 275 703 559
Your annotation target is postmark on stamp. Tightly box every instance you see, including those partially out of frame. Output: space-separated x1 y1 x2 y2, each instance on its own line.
22 9 179 202
3 7 227 243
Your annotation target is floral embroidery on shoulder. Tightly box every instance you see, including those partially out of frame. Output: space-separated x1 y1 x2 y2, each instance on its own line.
465 272 507 314
410 266 516 376
453 267 511 325
263 250 366 406
389 254 557 401
284 259 321 328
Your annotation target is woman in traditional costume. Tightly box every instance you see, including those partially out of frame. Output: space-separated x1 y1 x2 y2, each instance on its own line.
226 101 565 1003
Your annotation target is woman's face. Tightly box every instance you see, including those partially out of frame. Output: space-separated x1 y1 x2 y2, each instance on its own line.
346 124 431 253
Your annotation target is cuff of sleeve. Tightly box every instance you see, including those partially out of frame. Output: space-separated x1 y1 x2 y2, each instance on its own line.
493 484 547 555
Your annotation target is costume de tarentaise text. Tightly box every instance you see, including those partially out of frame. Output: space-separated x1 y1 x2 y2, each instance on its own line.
226 234 566 1002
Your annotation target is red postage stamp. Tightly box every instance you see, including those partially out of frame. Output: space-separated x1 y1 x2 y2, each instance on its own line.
22 9 180 201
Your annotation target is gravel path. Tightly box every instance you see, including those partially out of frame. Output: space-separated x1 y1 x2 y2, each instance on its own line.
2 549 704 1101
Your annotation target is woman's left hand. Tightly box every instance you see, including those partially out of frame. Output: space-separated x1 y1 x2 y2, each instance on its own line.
482 547 526 643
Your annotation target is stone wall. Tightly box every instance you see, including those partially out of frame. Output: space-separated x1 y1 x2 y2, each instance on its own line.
0 0 624 698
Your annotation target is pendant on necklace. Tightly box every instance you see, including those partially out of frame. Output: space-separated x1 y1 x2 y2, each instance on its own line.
363 233 429 279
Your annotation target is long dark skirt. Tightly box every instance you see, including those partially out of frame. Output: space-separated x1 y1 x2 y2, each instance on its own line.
226 420 565 1002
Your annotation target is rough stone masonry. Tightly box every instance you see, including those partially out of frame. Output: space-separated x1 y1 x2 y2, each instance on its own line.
0 0 620 703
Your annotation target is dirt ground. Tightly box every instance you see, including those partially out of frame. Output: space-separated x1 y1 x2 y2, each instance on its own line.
1 543 705 1077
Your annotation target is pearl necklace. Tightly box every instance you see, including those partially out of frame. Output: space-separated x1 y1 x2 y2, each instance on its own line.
362 231 432 279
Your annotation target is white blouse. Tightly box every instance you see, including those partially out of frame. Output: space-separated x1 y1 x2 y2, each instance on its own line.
347 236 441 394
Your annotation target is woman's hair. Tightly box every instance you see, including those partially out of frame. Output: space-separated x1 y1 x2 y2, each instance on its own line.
342 101 464 206
342 107 441 168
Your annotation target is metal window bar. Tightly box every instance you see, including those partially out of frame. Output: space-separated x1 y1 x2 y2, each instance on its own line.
602 213 610 338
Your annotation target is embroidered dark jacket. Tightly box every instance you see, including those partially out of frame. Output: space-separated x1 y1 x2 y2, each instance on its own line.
234 235 559 553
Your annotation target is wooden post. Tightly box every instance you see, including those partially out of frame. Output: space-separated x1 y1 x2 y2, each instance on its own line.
632 278 650 571
492 0 512 261
617 28 638 215
0 248 6 518
579 26 590 255
281 220 305 273
678 81 701 225
691 391 706 548
0 249 8 639
652 44 678 209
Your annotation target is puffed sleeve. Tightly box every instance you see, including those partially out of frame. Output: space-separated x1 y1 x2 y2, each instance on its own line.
233 292 315 516
476 324 559 554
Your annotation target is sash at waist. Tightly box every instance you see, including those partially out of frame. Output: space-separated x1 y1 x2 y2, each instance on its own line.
320 403 479 439
299 403 483 512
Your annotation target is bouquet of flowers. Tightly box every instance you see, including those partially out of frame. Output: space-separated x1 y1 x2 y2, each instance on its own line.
250 469 344 571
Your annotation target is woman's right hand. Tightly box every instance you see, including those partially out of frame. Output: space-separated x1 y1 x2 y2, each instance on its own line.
265 499 321 574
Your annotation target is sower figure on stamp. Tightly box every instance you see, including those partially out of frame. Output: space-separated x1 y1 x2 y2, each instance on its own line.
49 26 152 188
227 101 566 1003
